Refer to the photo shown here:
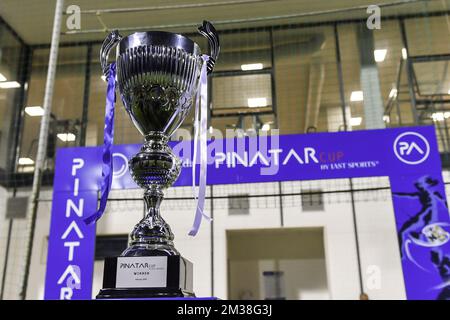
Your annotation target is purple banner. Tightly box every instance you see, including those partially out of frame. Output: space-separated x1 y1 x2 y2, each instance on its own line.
45 126 450 299
44 153 98 299
390 174 450 300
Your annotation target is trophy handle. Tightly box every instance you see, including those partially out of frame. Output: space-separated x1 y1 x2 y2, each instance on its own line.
100 30 122 79
198 21 220 74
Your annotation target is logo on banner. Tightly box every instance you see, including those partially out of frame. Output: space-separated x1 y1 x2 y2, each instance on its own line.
393 131 430 165
112 153 128 178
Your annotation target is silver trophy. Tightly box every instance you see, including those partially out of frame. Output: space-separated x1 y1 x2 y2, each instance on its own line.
97 21 219 299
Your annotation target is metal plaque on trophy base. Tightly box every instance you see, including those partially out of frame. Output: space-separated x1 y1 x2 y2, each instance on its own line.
95 21 219 299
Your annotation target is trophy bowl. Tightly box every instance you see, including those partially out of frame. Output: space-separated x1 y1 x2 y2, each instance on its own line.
96 21 219 299
118 31 201 137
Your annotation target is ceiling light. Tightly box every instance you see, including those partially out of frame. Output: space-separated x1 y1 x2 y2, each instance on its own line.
350 117 362 126
248 97 267 108
261 123 270 131
0 73 6 82
0 81 21 89
57 133 76 142
18 157 34 165
401 48 408 60
350 91 364 102
374 49 387 62
431 112 450 122
25 106 44 116
101 75 107 82
432 112 444 121
389 88 398 98
241 63 263 71
383 115 390 123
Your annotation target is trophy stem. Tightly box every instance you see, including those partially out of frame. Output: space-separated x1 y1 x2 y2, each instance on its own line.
122 132 181 257
121 189 179 257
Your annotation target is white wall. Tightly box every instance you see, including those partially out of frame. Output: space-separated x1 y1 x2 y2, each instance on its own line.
353 177 406 300
0 187 51 300
213 182 282 299
26 189 52 300
282 179 362 299
0 185 9 296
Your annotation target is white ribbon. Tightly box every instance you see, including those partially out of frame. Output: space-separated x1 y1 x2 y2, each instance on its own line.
189 54 212 236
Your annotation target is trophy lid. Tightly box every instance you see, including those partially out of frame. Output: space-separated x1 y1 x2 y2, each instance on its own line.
118 31 201 56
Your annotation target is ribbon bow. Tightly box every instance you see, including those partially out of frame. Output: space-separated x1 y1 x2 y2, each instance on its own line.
189 55 212 236
84 63 116 225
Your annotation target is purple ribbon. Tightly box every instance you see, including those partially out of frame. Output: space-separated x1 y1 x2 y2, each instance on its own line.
189 55 212 236
84 63 116 225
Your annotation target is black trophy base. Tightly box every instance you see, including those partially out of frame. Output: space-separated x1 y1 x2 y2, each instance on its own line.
97 287 195 299
97 255 194 300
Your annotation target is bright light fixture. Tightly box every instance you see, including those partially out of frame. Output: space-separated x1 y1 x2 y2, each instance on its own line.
57 133 76 142
0 81 21 89
448 89 450 95
389 88 398 98
0 73 6 82
101 75 107 82
350 91 364 102
431 112 450 122
241 63 263 71
247 97 267 108
25 106 44 116
261 123 270 131
383 115 390 123
401 48 408 60
374 49 387 62
350 117 362 126
18 157 34 165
